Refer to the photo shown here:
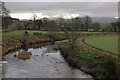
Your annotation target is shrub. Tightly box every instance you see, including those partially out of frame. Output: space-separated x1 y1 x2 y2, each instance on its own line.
33 32 42 35
24 31 29 36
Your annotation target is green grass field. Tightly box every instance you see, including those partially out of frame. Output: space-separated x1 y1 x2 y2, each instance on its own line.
2 30 102 39
84 35 119 55
2 30 48 39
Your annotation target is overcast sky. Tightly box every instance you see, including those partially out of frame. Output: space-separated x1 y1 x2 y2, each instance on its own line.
2 0 119 2
4 2 119 19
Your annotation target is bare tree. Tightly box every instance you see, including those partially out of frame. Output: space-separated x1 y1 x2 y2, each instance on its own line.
0 1 10 17
118 21 120 32
31 14 37 21
35 19 43 30
111 22 118 32
58 18 80 49
56 18 66 30
82 15 92 31
44 20 59 33
74 17 82 31
1 1 12 29
92 22 101 32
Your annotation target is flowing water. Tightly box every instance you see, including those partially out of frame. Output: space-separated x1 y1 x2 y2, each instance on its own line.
1 44 93 79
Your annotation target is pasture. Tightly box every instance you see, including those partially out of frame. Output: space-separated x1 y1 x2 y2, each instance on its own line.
2 30 47 39
84 35 119 55
2 30 102 39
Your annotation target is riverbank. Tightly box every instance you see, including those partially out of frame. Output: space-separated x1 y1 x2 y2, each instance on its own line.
2 34 66 56
2 32 120 79
57 33 120 80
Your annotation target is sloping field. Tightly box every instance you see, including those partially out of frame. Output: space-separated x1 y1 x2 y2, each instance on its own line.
84 35 119 55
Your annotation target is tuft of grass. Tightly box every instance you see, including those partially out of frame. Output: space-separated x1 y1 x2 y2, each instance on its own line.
76 51 102 63
76 49 118 79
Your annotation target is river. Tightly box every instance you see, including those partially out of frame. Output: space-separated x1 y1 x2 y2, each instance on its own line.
1 43 93 79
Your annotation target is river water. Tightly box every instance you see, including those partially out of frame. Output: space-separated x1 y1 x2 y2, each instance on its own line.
1 44 93 79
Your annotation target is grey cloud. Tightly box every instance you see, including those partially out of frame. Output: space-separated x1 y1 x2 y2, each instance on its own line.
5 2 118 17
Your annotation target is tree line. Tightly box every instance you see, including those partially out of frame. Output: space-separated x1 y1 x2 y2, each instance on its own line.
1 1 120 32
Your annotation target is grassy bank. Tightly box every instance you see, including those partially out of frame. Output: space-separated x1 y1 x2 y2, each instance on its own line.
84 35 119 55
58 36 120 80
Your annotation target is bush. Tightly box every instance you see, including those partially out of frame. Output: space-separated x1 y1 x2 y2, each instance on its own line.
92 55 117 80
75 49 118 79
24 31 29 36
102 55 117 79
33 32 42 35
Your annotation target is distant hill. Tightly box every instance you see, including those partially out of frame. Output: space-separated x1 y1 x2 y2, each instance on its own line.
49 17 118 23
92 17 118 23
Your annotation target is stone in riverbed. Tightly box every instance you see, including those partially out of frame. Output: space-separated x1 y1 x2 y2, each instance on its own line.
13 53 17 57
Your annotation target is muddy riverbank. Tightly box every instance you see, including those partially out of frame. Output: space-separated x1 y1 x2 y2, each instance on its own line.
2 34 66 56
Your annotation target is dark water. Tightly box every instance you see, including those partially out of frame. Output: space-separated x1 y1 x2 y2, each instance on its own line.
1 45 93 79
